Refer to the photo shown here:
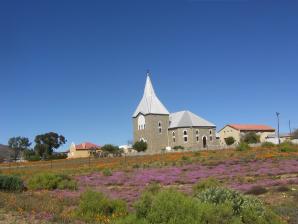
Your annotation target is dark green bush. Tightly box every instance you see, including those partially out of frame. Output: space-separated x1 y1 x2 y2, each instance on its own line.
27 173 77 190
133 141 148 152
225 137 236 146
241 132 260 144
102 168 113 176
77 190 127 221
0 174 24 192
278 141 297 152
101 144 120 154
193 177 221 194
236 142 250 151
173 145 184 150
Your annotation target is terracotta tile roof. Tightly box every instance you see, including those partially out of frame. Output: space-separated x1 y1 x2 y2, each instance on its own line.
75 142 100 151
229 124 275 132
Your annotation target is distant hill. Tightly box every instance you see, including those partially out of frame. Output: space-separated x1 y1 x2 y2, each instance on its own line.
0 144 12 162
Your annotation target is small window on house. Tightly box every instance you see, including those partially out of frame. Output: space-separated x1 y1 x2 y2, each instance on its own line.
158 121 162 134
183 130 187 135
173 137 176 142
159 128 162 134
184 136 188 142
196 130 199 135
196 136 199 142
209 130 212 135
172 131 175 137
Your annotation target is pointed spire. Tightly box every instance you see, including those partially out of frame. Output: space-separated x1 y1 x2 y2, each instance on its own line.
133 73 169 117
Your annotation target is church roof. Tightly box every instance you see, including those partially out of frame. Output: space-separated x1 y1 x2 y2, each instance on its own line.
169 111 216 129
133 75 169 117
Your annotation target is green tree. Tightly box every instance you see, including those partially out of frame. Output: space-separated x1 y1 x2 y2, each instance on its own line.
241 132 260 144
224 137 235 146
133 140 148 152
101 144 120 154
34 132 66 158
8 137 31 161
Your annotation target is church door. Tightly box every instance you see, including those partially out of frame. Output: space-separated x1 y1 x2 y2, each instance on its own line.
203 136 207 148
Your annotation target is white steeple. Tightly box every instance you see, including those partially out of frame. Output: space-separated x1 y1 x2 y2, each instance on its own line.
133 73 169 117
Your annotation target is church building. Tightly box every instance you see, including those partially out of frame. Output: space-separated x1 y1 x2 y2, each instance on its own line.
133 74 219 154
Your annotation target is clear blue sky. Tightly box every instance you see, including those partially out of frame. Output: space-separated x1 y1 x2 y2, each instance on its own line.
0 0 297 151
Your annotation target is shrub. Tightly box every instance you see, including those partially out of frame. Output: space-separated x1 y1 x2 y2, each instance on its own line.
193 177 221 194
102 168 113 176
261 142 276 148
225 137 236 146
278 141 297 152
133 141 147 152
136 189 202 223
276 186 290 192
236 142 250 151
131 187 282 224
48 153 67 160
0 174 24 192
173 145 184 150
76 190 127 221
27 173 77 190
245 186 268 195
241 132 261 144
196 187 282 223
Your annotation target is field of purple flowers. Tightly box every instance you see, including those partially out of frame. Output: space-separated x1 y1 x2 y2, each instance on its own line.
66 158 298 206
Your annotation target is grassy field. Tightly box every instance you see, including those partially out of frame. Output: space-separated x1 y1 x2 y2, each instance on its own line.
0 145 298 223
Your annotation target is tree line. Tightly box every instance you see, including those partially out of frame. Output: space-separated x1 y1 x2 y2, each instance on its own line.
8 132 66 161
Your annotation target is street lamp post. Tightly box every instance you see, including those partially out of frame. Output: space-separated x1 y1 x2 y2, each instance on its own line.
276 112 280 144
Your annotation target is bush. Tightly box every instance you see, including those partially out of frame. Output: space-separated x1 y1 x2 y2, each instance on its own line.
241 132 260 144
0 174 24 192
236 142 250 151
196 187 282 223
173 145 184 150
278 141 297 152
225 137 236 146
193 177 221 194
133 141 147 152
245 186 268 195
102 168 113 176
76 190 127 221
27 173 77 190
261 142 276 148
48 153 67 160
130 187 282 224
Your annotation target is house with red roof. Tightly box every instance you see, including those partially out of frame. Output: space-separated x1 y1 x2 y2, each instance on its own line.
218 124 276 146
67 142 101 159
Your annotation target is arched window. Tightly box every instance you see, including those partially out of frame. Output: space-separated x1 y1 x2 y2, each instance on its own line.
209 129 212 135
172 131 175 136
196 136 199 142
196 130 199 135
158 121 162 134
183 130 188 143
138 115 146 130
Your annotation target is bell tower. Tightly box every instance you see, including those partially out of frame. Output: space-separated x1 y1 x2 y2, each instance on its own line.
132 73 170 153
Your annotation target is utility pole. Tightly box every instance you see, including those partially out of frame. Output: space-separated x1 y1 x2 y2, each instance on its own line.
289 120 292 137
276 112 280 144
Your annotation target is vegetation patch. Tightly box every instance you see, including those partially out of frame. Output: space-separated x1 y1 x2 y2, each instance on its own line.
0 174 24 192
245 185 268 195
27 173 77 190
102 168 113 176
76 190 127 222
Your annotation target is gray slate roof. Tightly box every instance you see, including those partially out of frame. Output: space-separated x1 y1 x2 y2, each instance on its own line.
133 75 169 117
169 111 216 129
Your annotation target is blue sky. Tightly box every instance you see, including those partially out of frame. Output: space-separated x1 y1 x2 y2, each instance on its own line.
0 0 297 151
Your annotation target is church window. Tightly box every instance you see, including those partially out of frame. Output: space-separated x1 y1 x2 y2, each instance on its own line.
183 130 188 143
138 115 146 130
196 130 199 135
209 129 212 135
172 131 175 137
197 136 199 142
158 121 162 134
